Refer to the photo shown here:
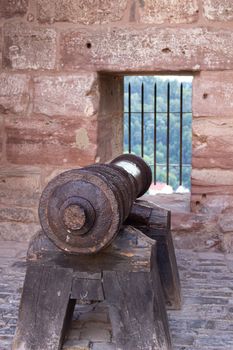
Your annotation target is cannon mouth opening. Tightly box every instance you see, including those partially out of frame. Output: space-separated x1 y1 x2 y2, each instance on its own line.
59 197 96 235
38 168 121 255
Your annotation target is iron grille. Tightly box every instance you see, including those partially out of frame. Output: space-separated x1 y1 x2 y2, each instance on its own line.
124 77 192 191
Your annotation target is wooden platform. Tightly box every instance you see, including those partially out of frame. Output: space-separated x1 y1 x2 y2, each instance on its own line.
12 226 172 350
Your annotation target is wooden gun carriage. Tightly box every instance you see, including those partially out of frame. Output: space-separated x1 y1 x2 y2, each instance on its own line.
13 154 181 350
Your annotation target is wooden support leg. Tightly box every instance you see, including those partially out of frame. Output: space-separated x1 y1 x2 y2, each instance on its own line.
12 264 73 350
103 268 172 350
127 200 182 309
150 227 182 310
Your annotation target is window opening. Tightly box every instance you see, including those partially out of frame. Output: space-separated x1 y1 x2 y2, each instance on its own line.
124 75 193 194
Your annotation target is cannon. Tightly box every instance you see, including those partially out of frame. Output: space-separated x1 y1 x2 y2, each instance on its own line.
39 154 152 254
13 154 181 350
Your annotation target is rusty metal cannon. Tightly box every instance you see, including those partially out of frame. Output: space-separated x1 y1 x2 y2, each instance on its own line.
39 154 152 254
13 154 181 350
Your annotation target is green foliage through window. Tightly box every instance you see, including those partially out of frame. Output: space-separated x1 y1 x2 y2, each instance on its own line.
124 76 192 192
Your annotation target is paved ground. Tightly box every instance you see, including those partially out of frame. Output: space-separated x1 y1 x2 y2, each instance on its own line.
0 241 233 350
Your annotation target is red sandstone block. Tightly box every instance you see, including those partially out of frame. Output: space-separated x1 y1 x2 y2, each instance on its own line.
218 214 233 233
3 22 56 70
0 27 2 67
138 0 199 24
37 0 127 24
192 169 233 196
0 165 42 192
0 188 40 208
191 194 233 214
221 231 233 252
60 27 233 71
43 166 73 186
171 212 218 249
0 73 30 114
5 115 97 166
192 169 233 187
193 72 233 117
33 74 98 117
0 222 40 241
97 113 123 162
0 207 37 223
192 116 233 169
0 116 4 162
97 74 123 162
0 0 28 18
192 185 233 196
203 0 233 21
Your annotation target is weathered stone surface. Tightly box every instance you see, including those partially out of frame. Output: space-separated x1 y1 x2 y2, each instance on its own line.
37 0 127 24
5 115 97 166
0 116 4 162
97 75 123 162
191 194 233 214
192 184 233 196
0 222 40 241
0 189 40 209
75 128 89 150
193 117 233 169
138 0 199 24
60 27 233 71
143 193 191 213
192 169 233 187
203 0 233 21
171 211 217 232
33 74 98 117
0 207 37 223
0 0 28 18
218 214 233 233
0 73 30 114
192 169 233 196
0 27 2 68
43 166 73 187
172 222 220 250
3 22 56 70
0 165 42 192
193 72 233 117
221 232 233 252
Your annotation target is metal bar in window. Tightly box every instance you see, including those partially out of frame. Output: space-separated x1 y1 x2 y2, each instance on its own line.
125 111 191 114
154 83 157 184
141 82 144 158
179 83 183 186
128 83 131 153
166 83 170 185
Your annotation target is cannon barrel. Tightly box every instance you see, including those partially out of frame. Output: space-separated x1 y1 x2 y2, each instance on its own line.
38 154 152 254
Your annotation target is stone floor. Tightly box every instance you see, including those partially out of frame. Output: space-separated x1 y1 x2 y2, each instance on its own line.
0 241 233 350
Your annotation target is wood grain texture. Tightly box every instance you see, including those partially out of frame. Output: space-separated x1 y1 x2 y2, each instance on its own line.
128 200 182 310
12 264 73 350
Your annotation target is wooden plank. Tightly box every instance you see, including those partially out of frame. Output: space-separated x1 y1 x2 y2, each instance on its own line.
27 227 154 273
141 227 182 310
71 277 104 301
103 267 172 350
127 200 182 310
126 200 171 229
12 263 73 350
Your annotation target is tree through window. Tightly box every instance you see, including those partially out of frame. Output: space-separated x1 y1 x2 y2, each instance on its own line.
124 75 193 194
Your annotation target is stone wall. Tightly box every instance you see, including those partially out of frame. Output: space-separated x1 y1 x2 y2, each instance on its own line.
0 0 233 249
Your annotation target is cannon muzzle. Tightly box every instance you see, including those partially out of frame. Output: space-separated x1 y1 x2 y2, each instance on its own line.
39 154 152 254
